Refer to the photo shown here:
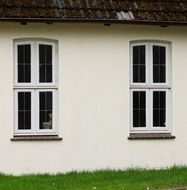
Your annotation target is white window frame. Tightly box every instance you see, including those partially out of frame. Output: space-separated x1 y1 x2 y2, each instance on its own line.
130 41 171 133
14 40 57 87
14 39 58 136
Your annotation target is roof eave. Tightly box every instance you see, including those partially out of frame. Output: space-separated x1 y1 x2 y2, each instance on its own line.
0 17 187 26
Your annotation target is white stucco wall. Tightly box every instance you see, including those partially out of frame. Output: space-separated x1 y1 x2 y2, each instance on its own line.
0 22 186 174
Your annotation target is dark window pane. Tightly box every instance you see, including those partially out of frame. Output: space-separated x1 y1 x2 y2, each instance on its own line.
153 91 166 127
18 92 24 110
153 46 159 65
160 110 166 127
140 92 146 109
25 111 31 129
153 46 166 83
18 92 31 130
140 46 145 65
25 65 31 82
46 92 52 110
133 46 139 65
133 65 139 83
46 45 52 64
39 65 45 83
140 110 146 127
39 45 46 63
160 92 166 109
40 111 46 129
153 91 159 109
18 65 24 83
18 112 24 130
25 45 31 64
133 110 139 127
160 66 166 83
46 65 52 82
40 92 45 110
133 45 145 83
39 92 53 129
160 47 166 65
25 92 31 110
133 91 146 127
39 44 53 83
17 45 31 83
47 111 52 121
153 66 159 83
18 45 24 64
140 65 145 82
153 110 159 126
133 91 139 109
153 65 166 83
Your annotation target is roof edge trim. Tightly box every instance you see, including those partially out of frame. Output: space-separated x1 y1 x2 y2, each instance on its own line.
0 17 187 26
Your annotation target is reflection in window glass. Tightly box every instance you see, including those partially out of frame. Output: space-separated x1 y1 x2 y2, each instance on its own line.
39 91 53 129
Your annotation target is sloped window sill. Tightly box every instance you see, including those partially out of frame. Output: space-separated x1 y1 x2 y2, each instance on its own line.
11 135 63 141
128 133 176 140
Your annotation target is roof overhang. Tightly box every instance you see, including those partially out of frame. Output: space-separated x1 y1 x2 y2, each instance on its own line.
0 17 187 26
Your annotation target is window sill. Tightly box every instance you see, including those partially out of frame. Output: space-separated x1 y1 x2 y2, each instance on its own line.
128 133 176 140
11 135 63 141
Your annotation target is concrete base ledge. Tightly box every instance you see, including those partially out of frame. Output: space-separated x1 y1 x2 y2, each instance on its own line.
11 135 63 141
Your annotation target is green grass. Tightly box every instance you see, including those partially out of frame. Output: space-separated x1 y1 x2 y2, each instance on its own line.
0 167 187 190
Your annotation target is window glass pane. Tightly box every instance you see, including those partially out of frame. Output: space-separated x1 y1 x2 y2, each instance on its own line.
46 65 52 82
133 65 138 82
39 45 53 83
133 45 145 83
39 65 45 83
153 91 166 127
133 91 146 127
18 92 31 130
18 45 31 83
153 46 166 83
39 92 53 129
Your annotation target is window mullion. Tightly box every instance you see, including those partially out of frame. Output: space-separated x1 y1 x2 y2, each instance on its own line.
31 41 36 86
166 90 170 131
53 90 57 133
166 90 169 130
149 44 153 130
149 89 153 130
31 90 35 133
146 43 151 130
33 90 39 133
147 43 152 86
166 44 170 87
14 91 18 133
53 44 56 85
145 43 148 85
130 45 133 85
145 89 148 129
31 42 36 133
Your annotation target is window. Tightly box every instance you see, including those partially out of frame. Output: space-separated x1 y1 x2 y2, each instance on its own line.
14 40 58 135
130 42 171 133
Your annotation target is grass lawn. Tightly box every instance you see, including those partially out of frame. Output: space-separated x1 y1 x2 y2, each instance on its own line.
0 167 187 190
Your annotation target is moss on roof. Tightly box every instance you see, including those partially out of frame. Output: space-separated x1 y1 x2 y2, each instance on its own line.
0 0 186 24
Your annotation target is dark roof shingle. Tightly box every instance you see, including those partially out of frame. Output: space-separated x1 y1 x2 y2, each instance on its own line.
0 0 187 25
